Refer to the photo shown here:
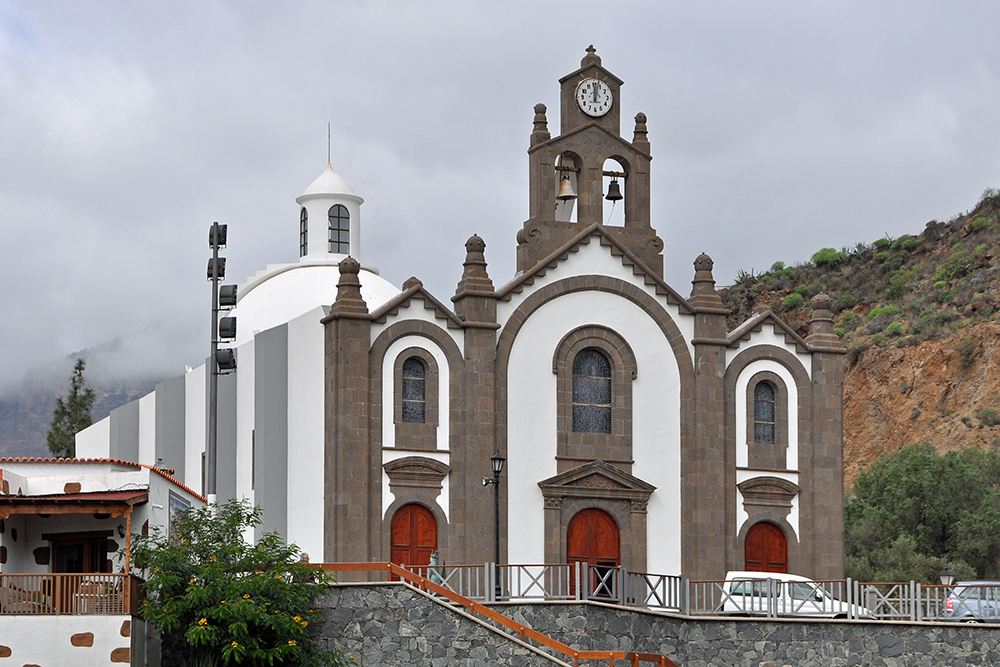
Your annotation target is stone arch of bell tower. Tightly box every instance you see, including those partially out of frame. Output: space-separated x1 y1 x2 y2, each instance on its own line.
517 46 662 275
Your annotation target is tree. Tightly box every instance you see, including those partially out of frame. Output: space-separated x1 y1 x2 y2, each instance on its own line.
846 442 1000 582
132 499 348 667
46 358 96 457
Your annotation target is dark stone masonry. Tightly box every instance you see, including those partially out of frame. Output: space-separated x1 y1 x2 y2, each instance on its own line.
317 583 1000 667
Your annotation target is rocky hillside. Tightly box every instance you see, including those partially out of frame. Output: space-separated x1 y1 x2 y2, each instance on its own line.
721 189 1000 490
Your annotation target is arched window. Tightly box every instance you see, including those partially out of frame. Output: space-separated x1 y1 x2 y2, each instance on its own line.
328 204 350 254
572 348 611 434
299 208 308 257
401 357 426 423
753 382 776 444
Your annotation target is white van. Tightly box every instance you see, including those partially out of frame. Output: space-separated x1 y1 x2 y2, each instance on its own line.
723 571 872 619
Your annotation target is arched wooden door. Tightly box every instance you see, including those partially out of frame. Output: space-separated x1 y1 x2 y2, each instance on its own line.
567 508 620 598
744 521 788 573
390 504 437 569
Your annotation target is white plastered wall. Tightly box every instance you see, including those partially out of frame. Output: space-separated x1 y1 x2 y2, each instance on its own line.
380 334 451 521
75 418 110 459
138 392 156 465
285 307 326 559
184 364 207 494
370 297 463 350
505 288 683 574
235 337 255 508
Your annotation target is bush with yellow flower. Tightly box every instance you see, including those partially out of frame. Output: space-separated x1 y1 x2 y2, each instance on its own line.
132 499 349 666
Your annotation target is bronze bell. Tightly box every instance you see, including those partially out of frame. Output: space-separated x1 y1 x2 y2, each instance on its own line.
556 175 578 201
605 177 623 201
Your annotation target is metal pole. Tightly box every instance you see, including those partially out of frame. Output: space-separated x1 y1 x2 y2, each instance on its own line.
207 222 220 505
493 469 501 600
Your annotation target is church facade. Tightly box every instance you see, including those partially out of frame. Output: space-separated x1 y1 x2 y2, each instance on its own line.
79 48 846 581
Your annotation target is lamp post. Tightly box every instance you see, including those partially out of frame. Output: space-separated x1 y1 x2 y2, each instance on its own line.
482 451 506 600
939 569 955 587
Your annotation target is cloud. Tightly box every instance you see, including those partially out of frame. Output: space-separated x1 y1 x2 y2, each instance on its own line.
1 0 1000 395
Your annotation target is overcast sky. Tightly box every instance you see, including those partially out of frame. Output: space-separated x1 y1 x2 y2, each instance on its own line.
1 1 999 394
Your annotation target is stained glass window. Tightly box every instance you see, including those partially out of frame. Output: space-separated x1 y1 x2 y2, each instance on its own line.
753 382 775 444
572 348 611 433
328 204 350 254
401 357 426 423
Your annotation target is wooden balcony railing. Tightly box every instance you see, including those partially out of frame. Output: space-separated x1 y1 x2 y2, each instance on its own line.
0 573 136 615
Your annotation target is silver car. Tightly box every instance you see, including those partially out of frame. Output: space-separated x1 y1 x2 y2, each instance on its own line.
944 581 1000 623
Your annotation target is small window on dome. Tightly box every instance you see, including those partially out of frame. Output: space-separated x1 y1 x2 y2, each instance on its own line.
299 208 308 257
328 205 350 254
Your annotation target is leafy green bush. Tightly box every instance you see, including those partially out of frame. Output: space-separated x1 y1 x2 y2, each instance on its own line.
846 442 1000 580
781 292 804 310
770 261 785 271
886 322 904 336
901 237 923 251
873 238 891 249
937 290 957 303
874 251 892 264
933 280 948 290
811 247 847 269
794 284 810 296
932 250 972 282
979 408 1000 427
867 305 901 320
969 217 989 232
133 499 349 667
836 294 858 311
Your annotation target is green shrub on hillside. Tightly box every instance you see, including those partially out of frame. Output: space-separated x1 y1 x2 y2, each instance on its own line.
781 292 804 310
867 305 901 320
873 238 891 249
836 294 858 311
969 217 989 232
886 322 904 336
979 408 1000 427
811 247 847 269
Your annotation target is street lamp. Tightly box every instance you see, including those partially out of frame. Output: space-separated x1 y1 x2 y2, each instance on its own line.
939 569 955 587
482 451 506 600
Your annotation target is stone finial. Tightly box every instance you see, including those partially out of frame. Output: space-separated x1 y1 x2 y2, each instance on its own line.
531 103 550 146
633 112 650 153
330 256 368 316
688 252 724 308
455 234 494 296
805 292 843 348
582 45 601 67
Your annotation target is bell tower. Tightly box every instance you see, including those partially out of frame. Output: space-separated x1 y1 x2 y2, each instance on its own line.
516 46 662 275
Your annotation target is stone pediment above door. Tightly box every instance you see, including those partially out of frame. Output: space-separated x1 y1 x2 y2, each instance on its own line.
537 460 655 509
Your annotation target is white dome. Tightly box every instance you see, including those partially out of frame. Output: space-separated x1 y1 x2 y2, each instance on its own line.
297 163 361 202
230 263 399 345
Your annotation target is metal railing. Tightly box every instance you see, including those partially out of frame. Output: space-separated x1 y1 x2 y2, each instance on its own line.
687 578 863 619
0 573 131 615
403 563 684 611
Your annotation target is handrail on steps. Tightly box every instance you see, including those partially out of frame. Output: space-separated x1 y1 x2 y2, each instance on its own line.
322 562 677 667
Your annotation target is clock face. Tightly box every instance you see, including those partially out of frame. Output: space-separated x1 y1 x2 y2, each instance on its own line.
576 78 613 117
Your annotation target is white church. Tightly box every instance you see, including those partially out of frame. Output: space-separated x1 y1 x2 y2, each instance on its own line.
78 47 847 581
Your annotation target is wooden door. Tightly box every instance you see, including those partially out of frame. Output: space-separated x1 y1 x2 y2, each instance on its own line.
744 522 788 573
390 504 437 569
567 508 620 597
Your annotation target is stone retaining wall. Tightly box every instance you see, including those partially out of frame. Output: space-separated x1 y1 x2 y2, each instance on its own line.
314 583 566 666
498 600 1000 667
317 584 1000 667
